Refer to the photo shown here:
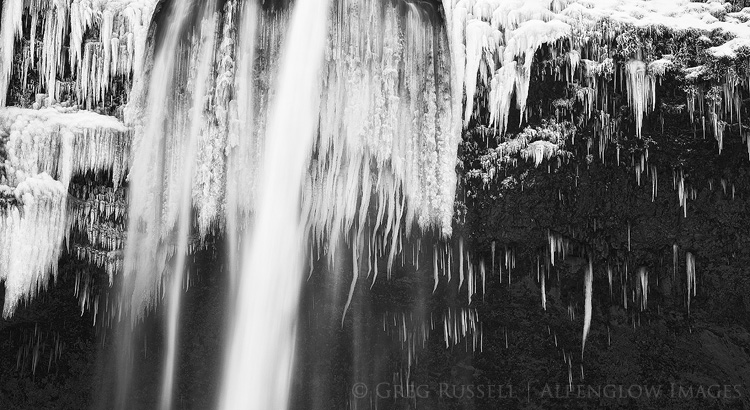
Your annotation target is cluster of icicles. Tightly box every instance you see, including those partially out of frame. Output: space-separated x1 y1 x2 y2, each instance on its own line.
0 0 155 109
12 324 64 377
381 307 482 374
447 0 750 220
0 106 130 316
444 0 750 139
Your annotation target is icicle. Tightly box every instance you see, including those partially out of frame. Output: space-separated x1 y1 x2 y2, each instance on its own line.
459 237 465 289
341 237 359 325
582 258 593 356
686 252 696 313
0 0 23 107
625 60 656 138
433 245 439 292
491 240 496 273
541 266 547 310
638 267 648 311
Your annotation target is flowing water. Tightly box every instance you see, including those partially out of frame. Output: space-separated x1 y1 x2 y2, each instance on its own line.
217 0 330 408
115 0 462 408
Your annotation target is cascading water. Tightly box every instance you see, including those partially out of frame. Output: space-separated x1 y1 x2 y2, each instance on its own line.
217 0 330 408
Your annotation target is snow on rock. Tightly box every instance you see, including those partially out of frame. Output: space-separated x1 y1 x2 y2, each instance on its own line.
469 120 574 187
0 106 131 189
0 0 157 108
0 172 67 317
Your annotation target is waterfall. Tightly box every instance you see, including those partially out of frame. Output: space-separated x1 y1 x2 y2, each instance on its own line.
6 0 746 409
217 0 330 408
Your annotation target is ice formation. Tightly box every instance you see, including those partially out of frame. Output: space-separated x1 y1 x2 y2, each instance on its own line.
467 120 574 187
444 0 750 156
0 106 131 188
686 251 696 312
581 257 592 354
0 173 66 317
0 0 156 109
0 4 747 404
121 0 466 322
0 105 130 315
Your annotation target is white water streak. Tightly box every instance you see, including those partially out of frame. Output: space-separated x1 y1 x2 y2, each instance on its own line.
218 0 330 409
160 3 217 410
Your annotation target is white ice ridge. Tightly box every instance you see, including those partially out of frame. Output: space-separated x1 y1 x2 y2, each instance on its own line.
0 0 156 108
0 106 131 189
443 0 750 135
0 173 67 317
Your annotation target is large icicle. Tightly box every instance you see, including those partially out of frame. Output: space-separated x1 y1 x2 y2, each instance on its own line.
0 0 24 107
686 252 696 312
625 60 656 138
582 257 593 355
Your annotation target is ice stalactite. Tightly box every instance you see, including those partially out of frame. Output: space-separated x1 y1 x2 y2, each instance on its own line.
0 0 24 107
637 267 648 311
625 60 656 138
444 0 573 136
0 173 67 317
442 307 482 351
675 169 688 217
686 252 696 313
381 306 483 376
582 257 592 356
548 230 568 266
0 0 156 109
